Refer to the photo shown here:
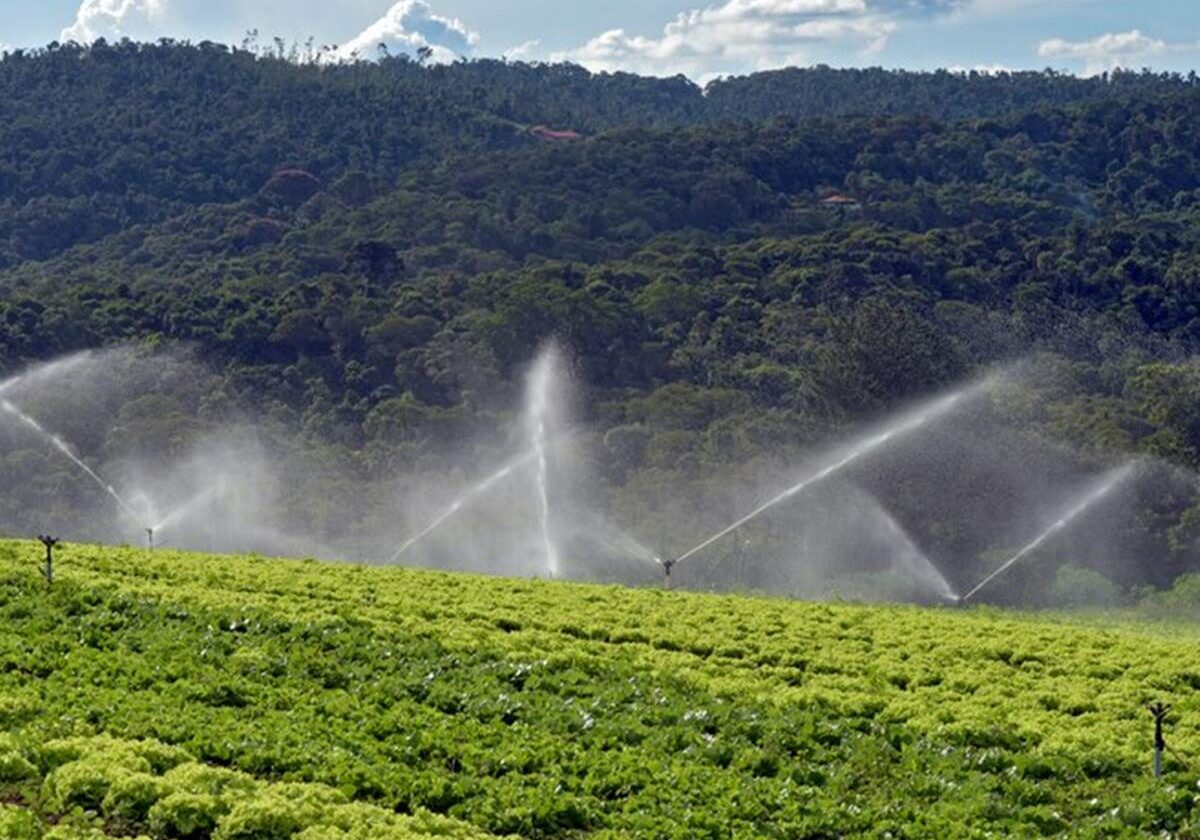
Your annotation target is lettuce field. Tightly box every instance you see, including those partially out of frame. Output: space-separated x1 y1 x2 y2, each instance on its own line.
0 539 1197 838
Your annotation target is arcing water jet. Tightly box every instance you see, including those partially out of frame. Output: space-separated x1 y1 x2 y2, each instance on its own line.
151 483 228 537
671 379 994 568
0 351 93 398
390 457 525 562
875 504 958 602
388 348 574 570
140 483 231 549
584 522 660 567
960 462 1139 603
1 398 148 529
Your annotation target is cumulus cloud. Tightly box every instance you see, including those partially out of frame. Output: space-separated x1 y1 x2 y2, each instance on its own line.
331 1 479 63
1037 29 1189 76
554 0 895 79
59 0 478 63
61 0 168 43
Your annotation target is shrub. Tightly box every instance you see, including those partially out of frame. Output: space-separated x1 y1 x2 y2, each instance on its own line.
1162 573 1200 609
263 169 321 206
241 218 289 247
1050 564 1123 607
1138 573 1200 616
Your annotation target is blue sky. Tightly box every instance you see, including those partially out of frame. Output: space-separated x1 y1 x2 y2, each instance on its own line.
3 0 1199 81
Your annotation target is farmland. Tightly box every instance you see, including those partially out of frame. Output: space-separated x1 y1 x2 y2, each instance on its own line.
0 538 1197 838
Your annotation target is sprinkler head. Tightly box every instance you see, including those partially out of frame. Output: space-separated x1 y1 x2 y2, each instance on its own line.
658 557 677 583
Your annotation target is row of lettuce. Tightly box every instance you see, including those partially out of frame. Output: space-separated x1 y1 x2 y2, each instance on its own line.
0 540 1197 837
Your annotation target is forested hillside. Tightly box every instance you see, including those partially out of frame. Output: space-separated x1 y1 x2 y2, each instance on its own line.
1 41 1195 267
5 43 1200 599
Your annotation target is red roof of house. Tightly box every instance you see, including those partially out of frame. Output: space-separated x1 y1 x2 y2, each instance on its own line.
821 194 860 205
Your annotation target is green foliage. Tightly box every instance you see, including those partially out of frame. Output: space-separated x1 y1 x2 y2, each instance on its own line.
103 772 168 826
16 727 499 840
0 806 40 840
1139 573 1200 617
147 792 224 838
3 47 1200 594
0 539 1197 837
0 735 36 784
1050 564 1124 608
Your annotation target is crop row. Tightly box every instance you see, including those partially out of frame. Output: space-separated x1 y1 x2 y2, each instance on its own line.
0 539 1197 837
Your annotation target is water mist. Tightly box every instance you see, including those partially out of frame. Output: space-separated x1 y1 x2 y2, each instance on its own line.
961 461 1139 603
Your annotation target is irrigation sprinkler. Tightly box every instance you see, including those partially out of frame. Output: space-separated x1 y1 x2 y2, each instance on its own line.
1148 702 1172 779
146 528 155 551
37 535 60 585
658 557 676 588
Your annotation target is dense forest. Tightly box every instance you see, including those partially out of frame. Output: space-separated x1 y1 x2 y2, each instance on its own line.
5 42 1200 602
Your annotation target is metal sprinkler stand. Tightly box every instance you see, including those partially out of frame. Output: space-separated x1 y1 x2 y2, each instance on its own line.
37 535 60 585
1148 702 1172 779
659 558 676 589
146 528 155 551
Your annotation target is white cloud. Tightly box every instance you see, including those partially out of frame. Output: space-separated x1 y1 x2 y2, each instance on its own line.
504 39 541 61
1037 29 1189 76
554 0 894 79
61 0 167 43
331 1 478 63
943 0 1051 17
59 0 478 63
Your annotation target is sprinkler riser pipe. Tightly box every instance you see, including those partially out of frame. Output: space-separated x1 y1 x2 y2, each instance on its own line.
37 536 59 586
1149 701 1171 780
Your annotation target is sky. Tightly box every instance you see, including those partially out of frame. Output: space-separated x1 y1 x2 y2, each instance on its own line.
2 0 1199 81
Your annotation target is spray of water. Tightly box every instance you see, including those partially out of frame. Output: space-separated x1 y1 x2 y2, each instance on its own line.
152 482 228 535
589 526 660 567
961 462 1138 603
568 508 661 567
875 504 958 602
526 348 561 578
672 381 990 567
0 351 93 398
1 398 148 529
390 458 524 562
